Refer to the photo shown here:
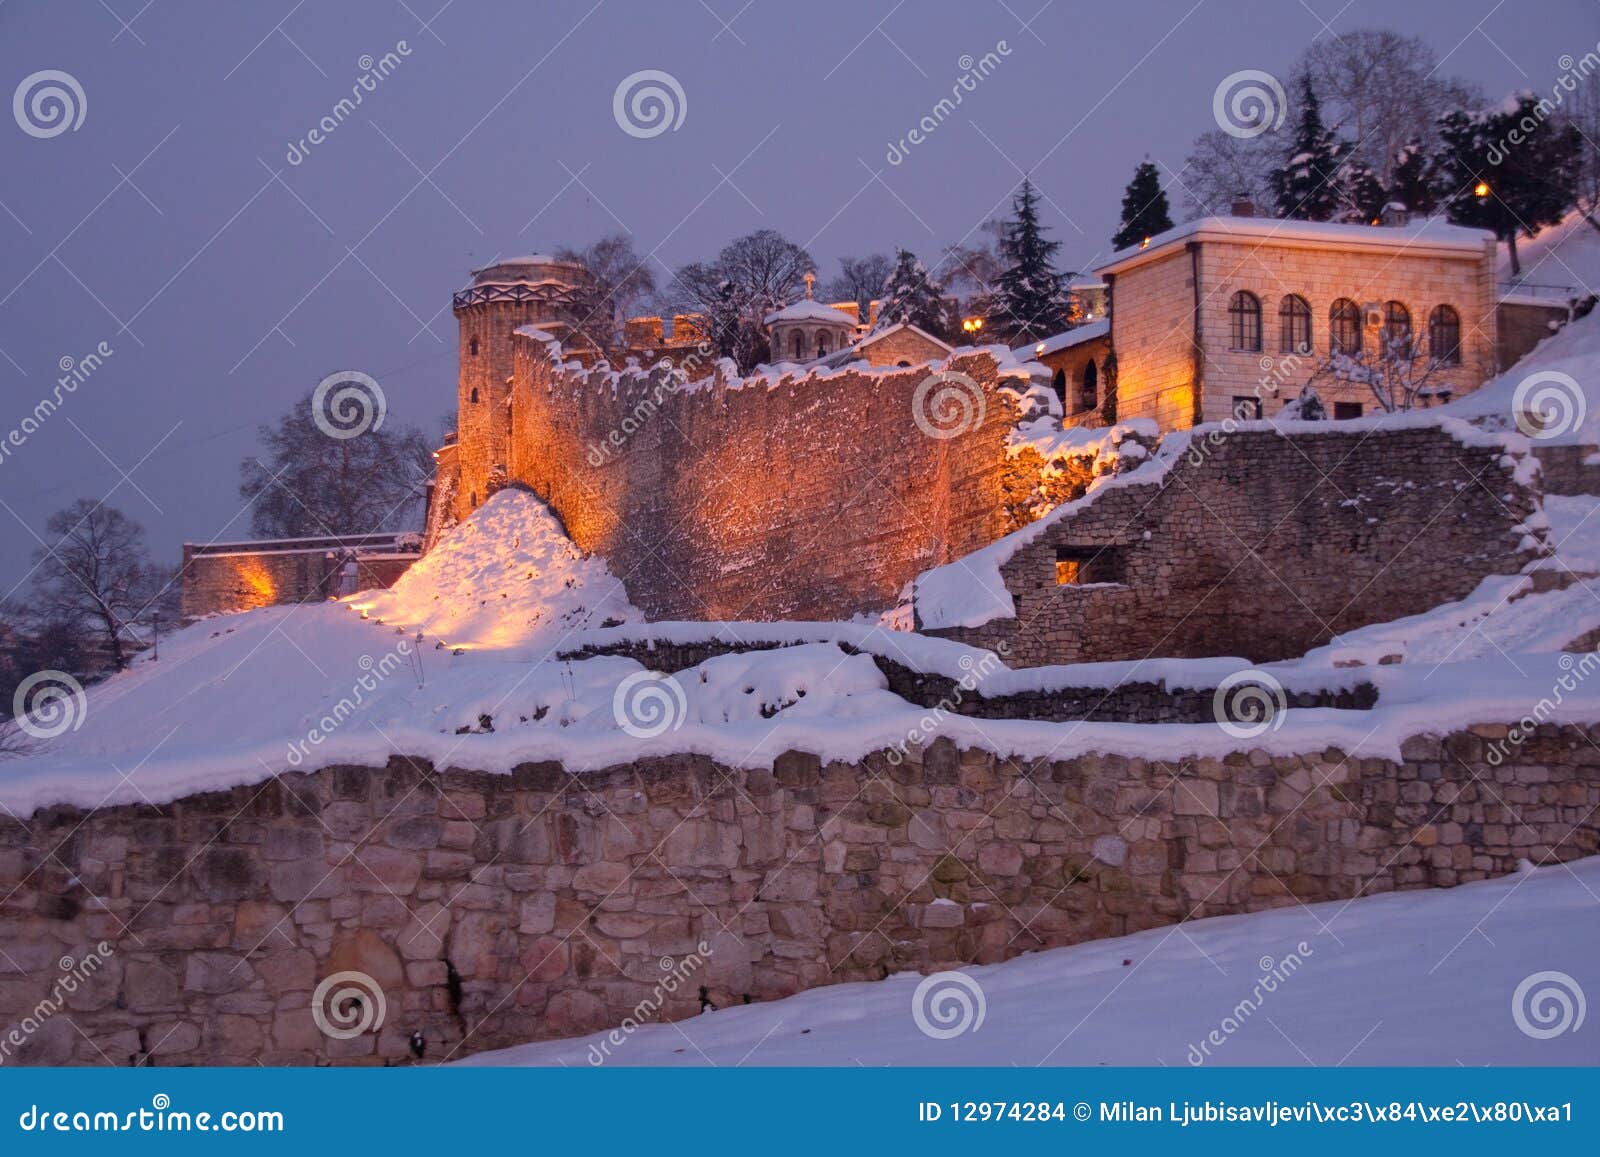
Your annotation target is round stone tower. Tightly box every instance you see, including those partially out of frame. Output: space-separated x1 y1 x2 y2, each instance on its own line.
451 255 591 520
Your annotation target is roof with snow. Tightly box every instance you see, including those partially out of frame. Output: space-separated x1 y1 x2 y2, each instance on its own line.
763 298 858 326
1015 318 1110 360
856 321 952 353
1096 215 1496 277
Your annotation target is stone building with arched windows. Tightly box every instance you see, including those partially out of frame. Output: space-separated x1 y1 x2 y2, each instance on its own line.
1091 212 1501 429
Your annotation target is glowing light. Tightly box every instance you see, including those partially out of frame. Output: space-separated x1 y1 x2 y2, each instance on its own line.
961 317 984 334
1474 181 1490 198
1140 236 1150 249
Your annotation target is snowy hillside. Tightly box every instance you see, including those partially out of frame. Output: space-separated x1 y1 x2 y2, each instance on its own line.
349 489 640 650
463 856 1598 1067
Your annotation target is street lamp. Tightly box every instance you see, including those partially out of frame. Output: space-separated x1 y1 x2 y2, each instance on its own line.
961 317 984 335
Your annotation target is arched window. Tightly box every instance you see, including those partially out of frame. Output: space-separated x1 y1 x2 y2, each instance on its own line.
1329 298 1362 355
792 332 804 359
1382 301 1412 356
1050 368 1067 408
816 333 830 357
1228 291 1261 351
469 337 479 357
1278 295 1311 355
469 387 480 403
1428 305 1461 366
1081 359 1098 410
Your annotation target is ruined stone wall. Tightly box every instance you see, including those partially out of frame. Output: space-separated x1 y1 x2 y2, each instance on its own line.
2 727 1595 1066
1497 300 1567 370
179 550 335 620
507 343 1029 621
925 423 1541 667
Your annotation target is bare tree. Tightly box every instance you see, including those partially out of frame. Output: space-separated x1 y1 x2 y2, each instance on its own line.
555 233 658 351
666 230 815 371
30 501 159 671
823 253 892 317
1302 29 1479 184
1309 330 1452 414
240 390 434 539
1565 76 1600 235
1180 29 1479 219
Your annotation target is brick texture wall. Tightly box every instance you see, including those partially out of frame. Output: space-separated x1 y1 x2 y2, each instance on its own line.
924 423 1541 666
3 727 1595 1065
506 343 1030 621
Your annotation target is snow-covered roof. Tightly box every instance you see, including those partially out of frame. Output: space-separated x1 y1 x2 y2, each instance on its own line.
1096 215 1496 277
764 298 857 326
1016 318 1110 360
856 321 953 353
1497 208 1600 298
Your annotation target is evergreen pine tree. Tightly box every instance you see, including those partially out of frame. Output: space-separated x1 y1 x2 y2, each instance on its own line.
989 179 1071 344
1110 160 1174 251
874 248 952 340
1271 76 1345 220
1437 94 1581 276
1335 159 1388 223
1389 139 1440 216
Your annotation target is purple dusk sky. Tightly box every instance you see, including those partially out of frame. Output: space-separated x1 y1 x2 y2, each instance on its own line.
1 0 1596 592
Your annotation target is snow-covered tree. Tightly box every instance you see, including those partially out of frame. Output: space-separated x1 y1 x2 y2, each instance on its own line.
1437 94 1581 276
988 179 1071 344
1334 158 1388 223
1271 75 1345 220
1309 329 1447 415
1389 139 1440 216
1110 160 1174 250
1280 384 1326 421
874 248 952 339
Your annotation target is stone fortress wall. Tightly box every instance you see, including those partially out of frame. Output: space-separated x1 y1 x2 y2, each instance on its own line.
2 728 1595 1065
500 335 1036 621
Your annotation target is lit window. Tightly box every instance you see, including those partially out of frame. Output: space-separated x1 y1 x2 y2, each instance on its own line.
1382 301 1412 356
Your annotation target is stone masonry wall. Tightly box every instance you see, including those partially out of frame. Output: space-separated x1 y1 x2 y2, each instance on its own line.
2 727 1596 1066
924 423 1541 667
506 343 1029 621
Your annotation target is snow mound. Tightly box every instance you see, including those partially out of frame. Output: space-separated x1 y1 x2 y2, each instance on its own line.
348 488 640 650
462 854 1600 1066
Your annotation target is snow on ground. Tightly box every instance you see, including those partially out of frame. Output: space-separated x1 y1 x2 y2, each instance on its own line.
462 855 1600 1067
348 488 641 650
1500 207 1600 300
